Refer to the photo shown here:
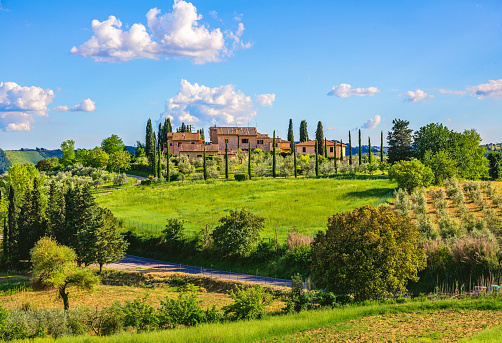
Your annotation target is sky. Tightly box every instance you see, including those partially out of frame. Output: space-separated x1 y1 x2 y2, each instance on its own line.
1 0 502 150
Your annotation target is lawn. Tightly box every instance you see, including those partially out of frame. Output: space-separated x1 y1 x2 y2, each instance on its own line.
96 176 396 240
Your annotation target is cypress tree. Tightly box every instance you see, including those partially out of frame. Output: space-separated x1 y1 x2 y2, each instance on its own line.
340 139 343 162
324 138 327 158
368 137 372 164
7 186 18 265
166 118 172 133
75 184 99 267
203 146 207 180
358 129 362 165
287 119 294 143
157 143 161 179
47 181 65 239
380 130 384 162
272 131 277 178
166 140 170 183
293 142 297 178
158 123 162 149
95 208 128 274
315 121 324 156
200 128 205 141
153 138 158 177
334 139 338 173
299 120 309 142
225 139 229 179
145 119 154 157
315 141 319 177
2 218 8 264
248 142 252 180
349 131 353 165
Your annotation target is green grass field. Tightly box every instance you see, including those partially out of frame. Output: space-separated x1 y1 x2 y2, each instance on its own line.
4 150 45 165
96 176 396 240
19 296 502 343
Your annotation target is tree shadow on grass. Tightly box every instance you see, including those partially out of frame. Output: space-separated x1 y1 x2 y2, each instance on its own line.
345 188 395 199
309 174 390 181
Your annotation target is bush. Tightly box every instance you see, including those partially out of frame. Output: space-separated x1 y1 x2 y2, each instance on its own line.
234 173 248 181
162 219 185 249
411 189 428 216
488 152 502 180
388 159 434 192
393 188 412 217
122 295 158 332
311 205 426 301
222 286 272 320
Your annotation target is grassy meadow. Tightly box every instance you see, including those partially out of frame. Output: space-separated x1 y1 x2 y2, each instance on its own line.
17 296 502 343
96 176 396 240
4 150 45 165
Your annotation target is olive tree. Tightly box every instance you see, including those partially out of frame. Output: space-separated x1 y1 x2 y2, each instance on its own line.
30 237 99 310
311 205 426 301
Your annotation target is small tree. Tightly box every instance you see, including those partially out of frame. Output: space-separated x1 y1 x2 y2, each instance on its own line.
272 131 276 178
311 205 426 301
225 139 229 180
388 159 434 192
248 142 252 180
315 142 319 177
30 237 99 310
95 208 128 273
380 130 384 162
349 131 353 165
358 129 362 165
203 146 207 180
293 142 297 178
211 209 265 257
166 141 170 182
488 152 502 180
315 121 324 156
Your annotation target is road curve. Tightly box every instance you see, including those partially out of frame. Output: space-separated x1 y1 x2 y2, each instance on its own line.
106 255 292 288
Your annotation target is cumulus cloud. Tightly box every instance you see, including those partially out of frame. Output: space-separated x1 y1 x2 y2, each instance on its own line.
160 79 258 125
71 0 250 64
0 82 55 131
468 79 502 99
327 83 380 98
402 89 434 103
53 99 96 112
439 89 466 95
361 115 381 129
256 94 275 107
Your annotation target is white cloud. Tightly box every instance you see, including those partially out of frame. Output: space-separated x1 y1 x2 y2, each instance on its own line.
71 0 249 64
468 79 502 99
209 10 218 19
327 83 380 98
447 118 452 122
361 115 381 129
325 127 336 130
160 79 257 125
256 94 275 107
0 82 55 131
53 99 96 112
439 89 466 95
402 89 434 103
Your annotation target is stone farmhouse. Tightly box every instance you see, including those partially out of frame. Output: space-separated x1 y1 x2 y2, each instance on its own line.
296 140 347 158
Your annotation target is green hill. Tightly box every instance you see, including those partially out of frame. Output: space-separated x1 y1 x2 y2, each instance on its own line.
4 150 45 165
0 149 12 174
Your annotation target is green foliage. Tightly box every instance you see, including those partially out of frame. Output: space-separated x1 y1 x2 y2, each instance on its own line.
393 188 412 217
60 140 76 166
123 295 158 332
212 209 265 257
488 152 502 180
222 285 272 320
311 205 426 301
388 159 434 192
424 149 457 185
35 157 63 171
101 134 125 155
315 121 324 156
78 147 109 168
108 150 131 172
287 119 294 143
234 173 247 181
5 163 41 203
0 148 12 174
387 119 413 164
162 218 185 249
158 284 220 328
30 237 99 310
95 207 128 273
299 120 308 142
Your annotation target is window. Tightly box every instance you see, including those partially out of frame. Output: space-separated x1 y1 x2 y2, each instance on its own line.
302 147 306 153
242 138 249 143
197 155 202 158
257 139 263 144
191 142 195 144
330 147 334 153
170 143 173 146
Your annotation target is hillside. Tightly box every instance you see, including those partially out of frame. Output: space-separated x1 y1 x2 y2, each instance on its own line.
0 149 11 174
1 149 62 171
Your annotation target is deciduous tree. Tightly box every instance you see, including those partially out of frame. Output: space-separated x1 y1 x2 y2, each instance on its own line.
387 119 413 164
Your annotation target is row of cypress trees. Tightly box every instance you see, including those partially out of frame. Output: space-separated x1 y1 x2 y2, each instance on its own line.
3 180 127 272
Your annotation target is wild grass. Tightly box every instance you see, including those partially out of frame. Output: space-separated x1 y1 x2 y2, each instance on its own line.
18 297 502 343
96 177 396 241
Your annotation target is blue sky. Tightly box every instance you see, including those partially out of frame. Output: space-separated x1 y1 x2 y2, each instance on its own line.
1 0 502 150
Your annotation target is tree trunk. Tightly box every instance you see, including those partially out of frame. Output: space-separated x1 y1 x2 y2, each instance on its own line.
59 285 70 311
99 263 103 274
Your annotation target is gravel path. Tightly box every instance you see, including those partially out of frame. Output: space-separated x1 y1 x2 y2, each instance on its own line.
107 255 292 288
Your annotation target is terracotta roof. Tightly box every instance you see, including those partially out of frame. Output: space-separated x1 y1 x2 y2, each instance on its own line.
168 132 201 141
210 126 257 136
257 133 270 138
179 144 218 152
296 140 347 147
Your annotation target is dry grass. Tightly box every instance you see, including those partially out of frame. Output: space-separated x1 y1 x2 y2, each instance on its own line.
265 310 502 342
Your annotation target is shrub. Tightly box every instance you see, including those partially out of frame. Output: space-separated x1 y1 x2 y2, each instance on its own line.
416 215 439 239
411 188 428 216
162 219 185 249
388 159 434 192
487 152 502 180
438 213 463 239
211 209 265 257
234 173 248 181
311 205 426 301
206 166 220 179
122 295 158 332
393 188 412 217
222 286 272 320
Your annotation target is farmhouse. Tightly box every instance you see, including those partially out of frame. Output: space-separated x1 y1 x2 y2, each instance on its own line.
296 140 347 158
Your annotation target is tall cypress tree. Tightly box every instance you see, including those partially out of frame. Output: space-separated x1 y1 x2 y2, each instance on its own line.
166 141 170 183
145 119 154 157
315 141 319 177
288 119 294 143
315 121 324 156
166 118 173 133
7 186 18 265
368 137 372 164
380 130 384 162
47 181 65 239
334 139 338 173
157 123 162 149
340 139 343 161
157 142 161 178
203 146 207 180
349 131 353 165
248 142 252 180
225 139 229 180
324 138 328 158
2 218 8 264
200 128 205 141
299 120 309 142
293 142 297 178
272 131 277 178
358 129 362 165
153 137 158 177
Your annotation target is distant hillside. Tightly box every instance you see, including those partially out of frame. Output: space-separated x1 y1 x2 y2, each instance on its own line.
485 143 502 154
0 149 12 174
